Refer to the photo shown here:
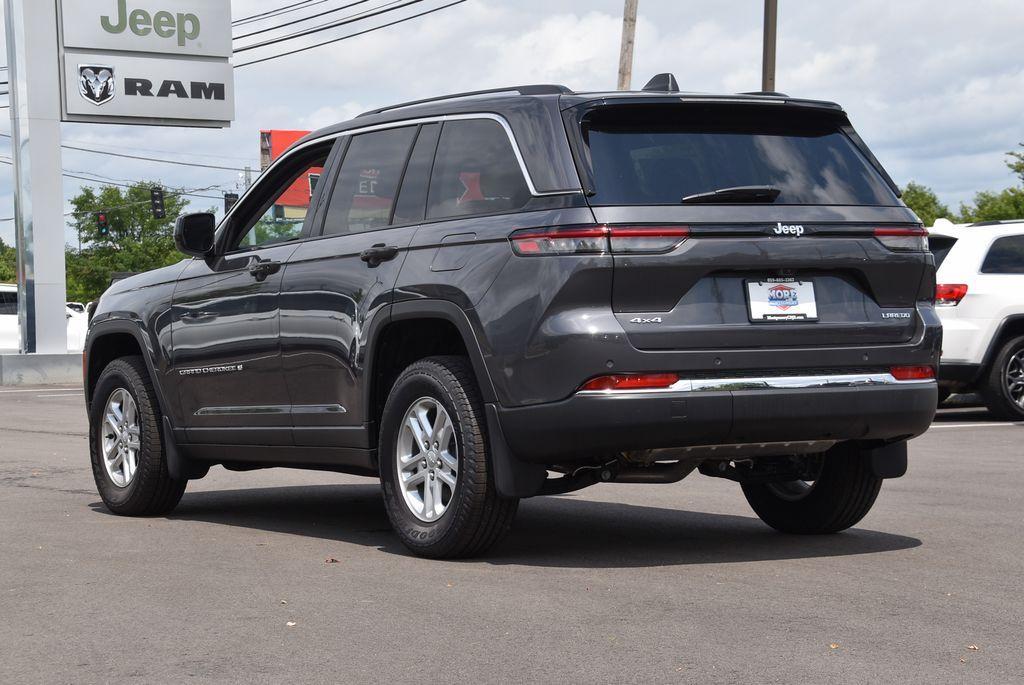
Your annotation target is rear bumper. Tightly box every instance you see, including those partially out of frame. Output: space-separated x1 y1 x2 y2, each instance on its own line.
496 379 937 463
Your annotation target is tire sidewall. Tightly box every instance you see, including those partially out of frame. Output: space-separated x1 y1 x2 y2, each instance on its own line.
89 362 153 509
379 366 473 553
991 337 1024 419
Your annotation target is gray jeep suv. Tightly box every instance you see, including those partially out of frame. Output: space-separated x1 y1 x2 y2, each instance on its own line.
84 76 940 558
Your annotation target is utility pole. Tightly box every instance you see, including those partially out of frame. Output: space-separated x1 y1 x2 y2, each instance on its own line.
244 165 253 189
617 0 638 91
762 0 778 92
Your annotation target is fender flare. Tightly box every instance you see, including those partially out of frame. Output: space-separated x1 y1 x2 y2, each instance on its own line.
368 300 545 497
979 315 1024 372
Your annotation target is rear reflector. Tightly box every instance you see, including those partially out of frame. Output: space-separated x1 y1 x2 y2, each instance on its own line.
935 283 968 306
874 227 929 252
510 225 689 256
579 373 680 392
890 365 935 381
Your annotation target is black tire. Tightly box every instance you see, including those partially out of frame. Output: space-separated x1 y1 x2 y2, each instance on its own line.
378 356 518 558
741 445 882 534
937 388 952 406
89 356 186 516
980 335 1024 421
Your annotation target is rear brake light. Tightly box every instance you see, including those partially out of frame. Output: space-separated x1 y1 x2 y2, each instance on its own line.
608 225 690 254
874 227 928 252
890 365 935 381
935 283 968 306
579 373 680 392
509 226 608 255
510 225 689 256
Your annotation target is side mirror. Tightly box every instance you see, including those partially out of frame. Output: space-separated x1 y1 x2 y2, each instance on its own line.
174 213 216 258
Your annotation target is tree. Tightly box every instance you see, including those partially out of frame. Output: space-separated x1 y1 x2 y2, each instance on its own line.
1007 143 1024 184
901 182 951 227
956 187 1024 224
65 182 195 302
0 238 16 282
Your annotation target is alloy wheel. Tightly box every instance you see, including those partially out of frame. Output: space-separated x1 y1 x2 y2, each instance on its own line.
100 388 141 488
396 397 458 522
1006 349 1024 408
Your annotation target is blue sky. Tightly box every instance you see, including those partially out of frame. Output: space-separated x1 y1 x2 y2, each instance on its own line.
2 0 1023 245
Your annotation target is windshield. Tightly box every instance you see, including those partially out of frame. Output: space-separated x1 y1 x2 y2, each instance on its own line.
580 105 900 207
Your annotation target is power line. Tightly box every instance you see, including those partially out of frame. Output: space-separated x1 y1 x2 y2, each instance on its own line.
233 0 322 26
233 0 373 41
0 134 250 172
235 0 467 67
234 0 427 53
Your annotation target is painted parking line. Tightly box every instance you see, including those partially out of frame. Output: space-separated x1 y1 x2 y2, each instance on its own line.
35 393 84 398
0 387 82 394
930 422 1022 429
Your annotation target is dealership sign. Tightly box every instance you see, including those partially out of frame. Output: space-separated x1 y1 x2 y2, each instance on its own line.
58 0 234 127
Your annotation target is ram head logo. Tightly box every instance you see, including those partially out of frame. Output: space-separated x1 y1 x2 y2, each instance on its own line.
78 65 115 105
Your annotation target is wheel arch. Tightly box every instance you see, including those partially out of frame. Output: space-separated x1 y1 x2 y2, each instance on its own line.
85 320 170 419
365 301 497 434
981 315 1024 372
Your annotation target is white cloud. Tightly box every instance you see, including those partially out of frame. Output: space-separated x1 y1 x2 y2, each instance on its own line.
1 0 1023 244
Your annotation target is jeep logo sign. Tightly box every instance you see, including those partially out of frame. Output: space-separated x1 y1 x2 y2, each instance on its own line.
100 1 202 48
59 1 233 127
773 222 805 236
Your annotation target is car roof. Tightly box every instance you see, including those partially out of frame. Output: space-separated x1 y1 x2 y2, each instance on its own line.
928 218 1024 240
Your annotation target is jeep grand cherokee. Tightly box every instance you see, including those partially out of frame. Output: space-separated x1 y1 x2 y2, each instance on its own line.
84 76 939 558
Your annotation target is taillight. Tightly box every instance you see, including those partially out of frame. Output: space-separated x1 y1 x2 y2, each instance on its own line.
890 365 936 381
874 227 928 252
579 373 680 392
509 226 608 255
510 225 689 256
608 225 690 253
935 283 968 306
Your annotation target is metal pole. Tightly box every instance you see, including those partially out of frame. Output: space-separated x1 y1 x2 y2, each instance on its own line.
762 0 778 92
4 0 68 354
244 165 253 189
617 0 638 91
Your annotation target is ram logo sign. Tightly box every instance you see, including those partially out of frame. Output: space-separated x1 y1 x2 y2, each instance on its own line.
78 65 116 105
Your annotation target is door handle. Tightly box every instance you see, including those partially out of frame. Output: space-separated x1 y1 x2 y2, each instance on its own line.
248 259 282 282
360 244 399 268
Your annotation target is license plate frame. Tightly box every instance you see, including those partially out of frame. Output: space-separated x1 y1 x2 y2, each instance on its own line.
746 278 818 322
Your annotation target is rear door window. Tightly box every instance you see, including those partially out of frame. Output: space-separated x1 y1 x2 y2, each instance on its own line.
426 119 531 220
580 105 900 207
392 124 441 226
981 235 1024 274
323 126 417 235
0 291 16 316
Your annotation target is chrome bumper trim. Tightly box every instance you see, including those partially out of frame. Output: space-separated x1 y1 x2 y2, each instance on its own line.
578 373 934 395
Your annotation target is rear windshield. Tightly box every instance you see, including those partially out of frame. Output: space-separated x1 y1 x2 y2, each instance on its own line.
580 105 900 207
928 235 958 268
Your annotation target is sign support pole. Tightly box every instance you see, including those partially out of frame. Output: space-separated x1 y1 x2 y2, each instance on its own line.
4 0 68 354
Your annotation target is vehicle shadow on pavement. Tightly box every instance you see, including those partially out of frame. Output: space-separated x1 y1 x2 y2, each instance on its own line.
95 483 921 568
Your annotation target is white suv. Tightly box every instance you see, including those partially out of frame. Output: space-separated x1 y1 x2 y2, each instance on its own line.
0 283 87 352
928 219 1024 419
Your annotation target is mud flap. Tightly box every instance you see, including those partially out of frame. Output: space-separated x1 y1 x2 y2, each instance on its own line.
163 416 210 481
485 403 547 498
867 440 908 479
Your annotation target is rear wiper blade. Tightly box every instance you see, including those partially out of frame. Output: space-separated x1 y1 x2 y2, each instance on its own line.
681 185 781 204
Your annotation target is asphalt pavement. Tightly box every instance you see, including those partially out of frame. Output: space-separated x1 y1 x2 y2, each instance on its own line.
1 386 1021 683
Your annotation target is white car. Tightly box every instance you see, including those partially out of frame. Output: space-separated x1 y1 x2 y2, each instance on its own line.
928 219 1024 419
0 283 87 352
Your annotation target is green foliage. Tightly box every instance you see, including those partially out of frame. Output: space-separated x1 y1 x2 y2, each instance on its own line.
1007 143 1024 184
0 238 17 282
956 187 1024 224
65 182 196 302
901 182 951 226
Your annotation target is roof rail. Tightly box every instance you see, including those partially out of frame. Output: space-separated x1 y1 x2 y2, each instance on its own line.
738 90 790 97
970 219 1024 227
357 85 573 118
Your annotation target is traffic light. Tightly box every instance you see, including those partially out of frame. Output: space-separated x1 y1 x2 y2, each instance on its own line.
150 187 166 219
223 192 239 213
95 212 110 236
